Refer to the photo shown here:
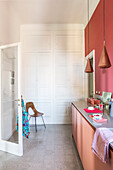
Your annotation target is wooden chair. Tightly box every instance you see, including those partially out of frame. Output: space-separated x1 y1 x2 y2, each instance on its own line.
26 102 46 132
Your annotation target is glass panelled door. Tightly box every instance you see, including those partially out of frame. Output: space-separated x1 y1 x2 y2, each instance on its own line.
0 43 23 156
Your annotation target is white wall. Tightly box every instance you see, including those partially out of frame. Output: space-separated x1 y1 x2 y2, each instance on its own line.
0 2 10 45
21 24 84 124
0 0 100 45
89 0 100 20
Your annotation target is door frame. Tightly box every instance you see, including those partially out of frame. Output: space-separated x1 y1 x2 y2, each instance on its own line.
0 42 23 156
84 49 95 99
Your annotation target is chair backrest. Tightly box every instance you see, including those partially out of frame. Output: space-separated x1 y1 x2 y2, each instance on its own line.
26 102 36 113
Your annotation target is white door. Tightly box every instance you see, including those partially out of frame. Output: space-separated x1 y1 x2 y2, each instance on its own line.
0 43 23 156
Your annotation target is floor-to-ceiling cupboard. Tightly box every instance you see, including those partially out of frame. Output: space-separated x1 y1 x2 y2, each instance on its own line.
21 24 85 125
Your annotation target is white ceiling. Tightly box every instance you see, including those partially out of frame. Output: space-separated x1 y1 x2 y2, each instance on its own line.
0 0 99 24
3 0 100 25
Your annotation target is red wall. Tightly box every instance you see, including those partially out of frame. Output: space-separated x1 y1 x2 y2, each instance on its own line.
85 0 113 95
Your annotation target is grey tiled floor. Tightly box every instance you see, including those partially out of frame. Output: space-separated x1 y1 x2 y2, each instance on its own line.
0 125 83 170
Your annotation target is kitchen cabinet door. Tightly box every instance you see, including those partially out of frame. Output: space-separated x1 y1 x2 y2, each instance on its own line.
72 105 77 144
82 117 95 170
76 111 82 160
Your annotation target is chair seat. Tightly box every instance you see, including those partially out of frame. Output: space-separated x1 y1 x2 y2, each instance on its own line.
30 112 43 117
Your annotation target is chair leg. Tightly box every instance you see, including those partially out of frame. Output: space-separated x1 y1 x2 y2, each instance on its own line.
41 116 46 128
35 117 37 132
29 116 31 121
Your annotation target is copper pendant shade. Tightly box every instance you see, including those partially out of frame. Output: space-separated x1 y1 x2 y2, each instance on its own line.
85 58 93 73
98 0 111 68
98 44 111 68
84 0 94 73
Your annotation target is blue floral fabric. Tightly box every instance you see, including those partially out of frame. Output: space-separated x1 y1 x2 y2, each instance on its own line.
17 99 30 139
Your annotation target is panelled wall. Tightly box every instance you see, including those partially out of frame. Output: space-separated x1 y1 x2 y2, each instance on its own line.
21 25 84 124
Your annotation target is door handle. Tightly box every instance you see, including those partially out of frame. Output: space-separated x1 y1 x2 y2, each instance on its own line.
15 99 20 101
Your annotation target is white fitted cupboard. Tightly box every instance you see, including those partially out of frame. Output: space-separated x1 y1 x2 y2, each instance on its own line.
21 24 84 124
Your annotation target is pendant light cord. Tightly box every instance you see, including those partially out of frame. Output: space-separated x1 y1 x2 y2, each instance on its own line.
103 0 105 45
88 0 89 54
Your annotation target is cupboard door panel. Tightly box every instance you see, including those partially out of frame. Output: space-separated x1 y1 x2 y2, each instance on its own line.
76 111 82 159
82 117 95 170
72 105 77 143
72 105 74 137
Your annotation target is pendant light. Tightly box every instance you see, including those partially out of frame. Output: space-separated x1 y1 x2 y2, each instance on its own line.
85 58 94 73
85 0 93 73
98 0 111 68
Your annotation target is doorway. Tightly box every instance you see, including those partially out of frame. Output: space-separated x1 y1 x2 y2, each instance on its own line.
84 50 95 99
88 58 93 97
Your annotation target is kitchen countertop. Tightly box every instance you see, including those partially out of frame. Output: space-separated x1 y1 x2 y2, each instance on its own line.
72 99 113 150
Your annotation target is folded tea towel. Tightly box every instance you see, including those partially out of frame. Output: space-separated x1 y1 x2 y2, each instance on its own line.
92 128 113 163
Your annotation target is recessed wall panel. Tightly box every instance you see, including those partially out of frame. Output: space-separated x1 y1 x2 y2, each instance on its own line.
55 35 82 51
23 35 51 52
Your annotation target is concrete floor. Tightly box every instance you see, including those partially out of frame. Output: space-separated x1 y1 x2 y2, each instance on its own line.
0 125 83 170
